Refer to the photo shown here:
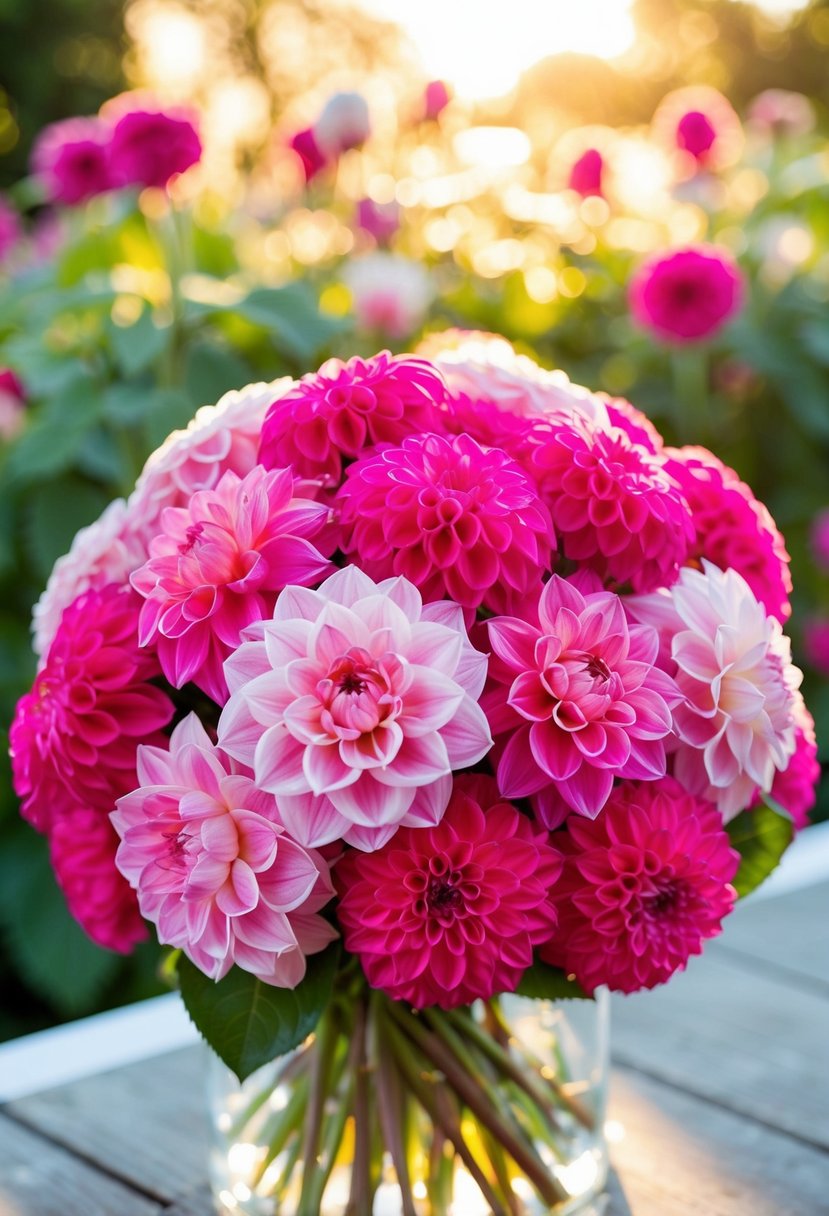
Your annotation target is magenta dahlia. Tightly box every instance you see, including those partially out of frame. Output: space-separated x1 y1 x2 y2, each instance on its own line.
753 695 819 832
10 584 174 833
541 777 739 994
484 576 680 823
336 432 554 619
258 352 446 489
49 807 147 953
131 465 333 703
335 779 562 1008
31 117 112 206
568 148 604 198
629 246 745 345
109 102 201 190
529 416 694 592
665 445 792 623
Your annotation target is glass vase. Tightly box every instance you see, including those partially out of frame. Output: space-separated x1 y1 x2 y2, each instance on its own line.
207 986 610 1216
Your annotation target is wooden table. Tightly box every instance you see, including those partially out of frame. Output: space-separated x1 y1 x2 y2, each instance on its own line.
1 878 827 1216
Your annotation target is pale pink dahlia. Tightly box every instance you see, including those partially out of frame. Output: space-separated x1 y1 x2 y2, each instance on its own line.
49 807 147 953
218 568 492 852
335 780 561 1008
665 446 792 623
336 432 554 619
541 778 738 994
131 466 332 704
130 380 286 543
652 85 743 173
10 585 174 833
259 352 445 489
32 498 148 662
113 715 337 986
629 561 800 819
484 576 680 823
529 417 694 592
752 694 819 832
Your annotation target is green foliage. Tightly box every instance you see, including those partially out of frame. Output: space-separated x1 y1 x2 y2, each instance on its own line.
516 962 590 1002
178 944 341 1082
726 802 795 899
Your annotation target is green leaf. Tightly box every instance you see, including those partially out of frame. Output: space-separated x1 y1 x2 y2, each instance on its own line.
6 372 105 484
109 307 170 376
178 941 341 1082
184 341 252 410
24 476 111 581
233 286 347 362
515 960 590 1002
726 802 794 899
0 834 121 1016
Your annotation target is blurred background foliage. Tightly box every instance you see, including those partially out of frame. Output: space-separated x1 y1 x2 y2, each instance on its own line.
1 0 828 1038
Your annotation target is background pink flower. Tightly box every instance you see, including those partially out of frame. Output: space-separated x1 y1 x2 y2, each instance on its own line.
422 80 451 121
314 91 371 155
218 567 492 852
50 807 147 953
31 117 112 205
803 616 829 676
10 584 174 833
355 197 401 244
288 127 328 183
652 85 743 173
113 715 337 986
485 576 680 822
541 777 738 994
810 508 829 571
568 148 604 197
259 352 446 489
665 445 792 623
345 254 434 339
336 432 554 619
0 366 26 441
335 780 561 1008
109 102 201 189
132 465 332 703
629 246 745 344
629 561 800 819
530 416 694 592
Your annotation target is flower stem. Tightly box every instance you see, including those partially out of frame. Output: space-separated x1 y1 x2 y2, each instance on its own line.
345 994 373 1216
371 993 419 1216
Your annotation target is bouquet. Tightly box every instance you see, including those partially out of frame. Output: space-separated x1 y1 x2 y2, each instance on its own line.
10 333 816 1215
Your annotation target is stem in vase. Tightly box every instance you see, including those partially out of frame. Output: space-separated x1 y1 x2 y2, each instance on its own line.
371 993 419 1216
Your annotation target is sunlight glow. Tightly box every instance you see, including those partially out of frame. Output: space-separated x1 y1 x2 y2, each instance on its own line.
353 0 636 99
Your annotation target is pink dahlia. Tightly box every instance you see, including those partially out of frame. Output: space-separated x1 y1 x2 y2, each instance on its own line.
131 465 332 704
568 148 604 198
50 807 147 953
109 102 201 190
748 89 814 139
10 584 174 833
288 127 328 183
665 445 792 623
335 780 561 1008
0 196 21 262
629 561 800 819
541 778 738 994
113 715 337 986
218 567 492 852
485 576 680 823
355 197 401 244
752 694 819 832
652 86 743 172
336 432 554 619
345 254 433 340
258 352 446 490
422 80 451 122
602 395 663 455
629 246 745 345
32 499 148 662
529 417 694 593
129 381 284 543
810 508 829 571
804 616 829 677
31 117 112 206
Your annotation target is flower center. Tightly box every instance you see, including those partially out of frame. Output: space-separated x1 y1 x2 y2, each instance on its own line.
426 874 465 919
179 522 204 554
583 654 611 682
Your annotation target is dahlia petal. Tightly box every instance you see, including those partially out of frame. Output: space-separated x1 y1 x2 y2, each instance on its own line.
558 765 614 818
328 774 414 825
497 726 554 797
303 741 360 794
255 727 309 795
440 697 493 769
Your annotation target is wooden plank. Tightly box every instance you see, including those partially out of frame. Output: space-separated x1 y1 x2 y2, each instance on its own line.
611 949 829 1149
5 1046 208 1205
607 1066 829 1216
0 1111 161 1216
709 882 829 992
